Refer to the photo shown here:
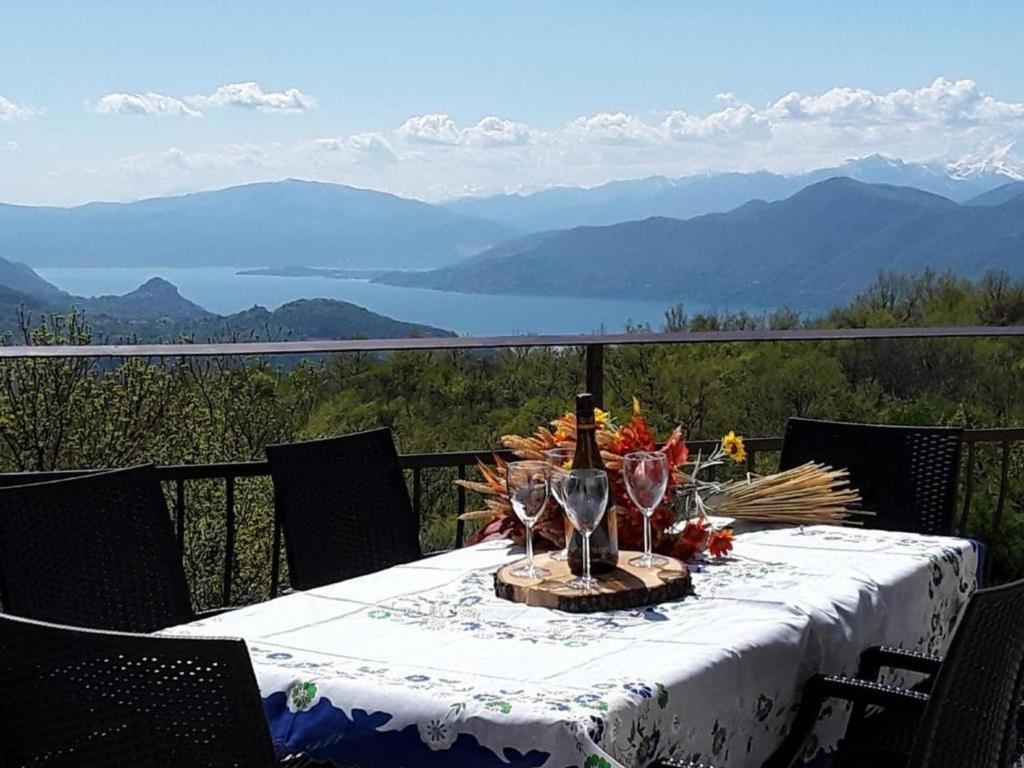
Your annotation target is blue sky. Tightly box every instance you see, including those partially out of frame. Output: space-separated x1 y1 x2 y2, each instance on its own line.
2 1 1023 205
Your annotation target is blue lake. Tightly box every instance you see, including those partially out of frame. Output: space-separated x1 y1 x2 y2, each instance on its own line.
36 266 741 337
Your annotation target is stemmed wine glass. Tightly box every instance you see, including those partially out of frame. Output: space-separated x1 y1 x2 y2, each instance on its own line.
544 447 574 561
561 468 609 592
506 460 551 579
622 451 670 568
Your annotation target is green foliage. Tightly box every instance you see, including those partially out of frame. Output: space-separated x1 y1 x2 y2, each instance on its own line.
1 270 1022 600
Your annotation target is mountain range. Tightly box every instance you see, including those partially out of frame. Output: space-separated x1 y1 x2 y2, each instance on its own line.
442 155 1018 233
0 179 518 270
1 153 1023 319
0 155 1018 276
0 263 451 342
379 177 1024 308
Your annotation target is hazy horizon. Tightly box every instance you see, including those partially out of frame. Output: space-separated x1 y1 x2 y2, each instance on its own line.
0 150 1019 211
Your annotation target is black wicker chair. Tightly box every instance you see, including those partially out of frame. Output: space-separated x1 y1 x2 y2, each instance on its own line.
778 418 963 536
764 577 1024 768
267 428 423 591
0 465 197 633
0 612 327 768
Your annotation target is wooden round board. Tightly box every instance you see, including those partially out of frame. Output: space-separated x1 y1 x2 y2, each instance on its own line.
494 551 691 613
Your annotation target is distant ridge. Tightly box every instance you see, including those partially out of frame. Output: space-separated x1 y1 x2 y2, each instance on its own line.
443 155 1016 232
381 178 1024 309
967 181 1024 207
0 179 519 270
0 258 68 301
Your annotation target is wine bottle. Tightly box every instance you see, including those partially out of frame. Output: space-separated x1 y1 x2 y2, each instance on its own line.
567 393 619 575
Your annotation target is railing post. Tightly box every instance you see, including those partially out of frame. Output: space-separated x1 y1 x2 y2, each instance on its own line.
958 442 976 535
412 467 422 526
270 518 282 598
223 475 236 607
986 441 1011 583
456 465 467 549
174 478 186 557
586 343 605 408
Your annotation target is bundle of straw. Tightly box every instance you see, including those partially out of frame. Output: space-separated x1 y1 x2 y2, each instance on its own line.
706 461 867 526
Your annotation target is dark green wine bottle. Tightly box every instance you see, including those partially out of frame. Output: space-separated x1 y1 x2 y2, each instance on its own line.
567 393 619 575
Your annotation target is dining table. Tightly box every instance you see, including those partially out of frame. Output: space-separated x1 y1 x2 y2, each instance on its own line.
166 525 980 768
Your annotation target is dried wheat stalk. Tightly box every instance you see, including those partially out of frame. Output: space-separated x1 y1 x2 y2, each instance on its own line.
707 461 867 525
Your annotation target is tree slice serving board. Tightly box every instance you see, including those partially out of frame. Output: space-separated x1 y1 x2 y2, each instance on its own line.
494 551 691 613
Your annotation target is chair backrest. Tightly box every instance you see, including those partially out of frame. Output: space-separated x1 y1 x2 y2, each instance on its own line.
909 578 1024 768
0 465 194 633
779 418 963 535
0 612 279 768
267 428 422 590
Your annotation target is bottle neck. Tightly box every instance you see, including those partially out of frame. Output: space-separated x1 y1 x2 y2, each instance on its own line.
574 418 604 470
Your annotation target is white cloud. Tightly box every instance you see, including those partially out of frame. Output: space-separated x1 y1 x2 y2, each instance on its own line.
397 113 461 145
191 82 316 113
0 94 38 121
42 76 1024 206
348 132 397 161
94 82 316 118
1 141 19 152
94 92 202 118
397 113 532 148
545 77 1024 176
766 77 1024 128
554 78 1024 155
462 116 531 147
663 104 770 142
565 112 659 145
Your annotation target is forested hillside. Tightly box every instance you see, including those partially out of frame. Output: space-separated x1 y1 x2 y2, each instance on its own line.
383 179 1024 308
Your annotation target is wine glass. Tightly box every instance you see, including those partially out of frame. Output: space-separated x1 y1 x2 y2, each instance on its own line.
561 468 609 591
622 451 670 568
506 460 551 579
544 447 574 561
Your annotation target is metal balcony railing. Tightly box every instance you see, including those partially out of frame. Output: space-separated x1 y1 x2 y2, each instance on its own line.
0 325 1021 602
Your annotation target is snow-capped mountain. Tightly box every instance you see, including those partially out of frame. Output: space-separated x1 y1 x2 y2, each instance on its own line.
947 144 1024 182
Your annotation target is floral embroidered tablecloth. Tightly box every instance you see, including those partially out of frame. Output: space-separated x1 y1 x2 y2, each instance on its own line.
167 526 979 768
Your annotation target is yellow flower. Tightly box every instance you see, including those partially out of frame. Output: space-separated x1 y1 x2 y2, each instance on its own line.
595 408 611 427
722 431 746 463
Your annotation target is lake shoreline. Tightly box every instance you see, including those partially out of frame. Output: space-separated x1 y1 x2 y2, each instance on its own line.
38 266 764 337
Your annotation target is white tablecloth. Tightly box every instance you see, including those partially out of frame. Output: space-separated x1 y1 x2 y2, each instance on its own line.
168 526 979 768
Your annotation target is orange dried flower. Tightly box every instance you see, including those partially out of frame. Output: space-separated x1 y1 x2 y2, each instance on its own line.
708 528 734 559
661 426 690 472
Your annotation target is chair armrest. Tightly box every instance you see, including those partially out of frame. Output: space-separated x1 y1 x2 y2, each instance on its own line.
762 675 928 768
858 645 943 681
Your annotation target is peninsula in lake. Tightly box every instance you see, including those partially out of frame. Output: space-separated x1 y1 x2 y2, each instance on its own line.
238 266 392 280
